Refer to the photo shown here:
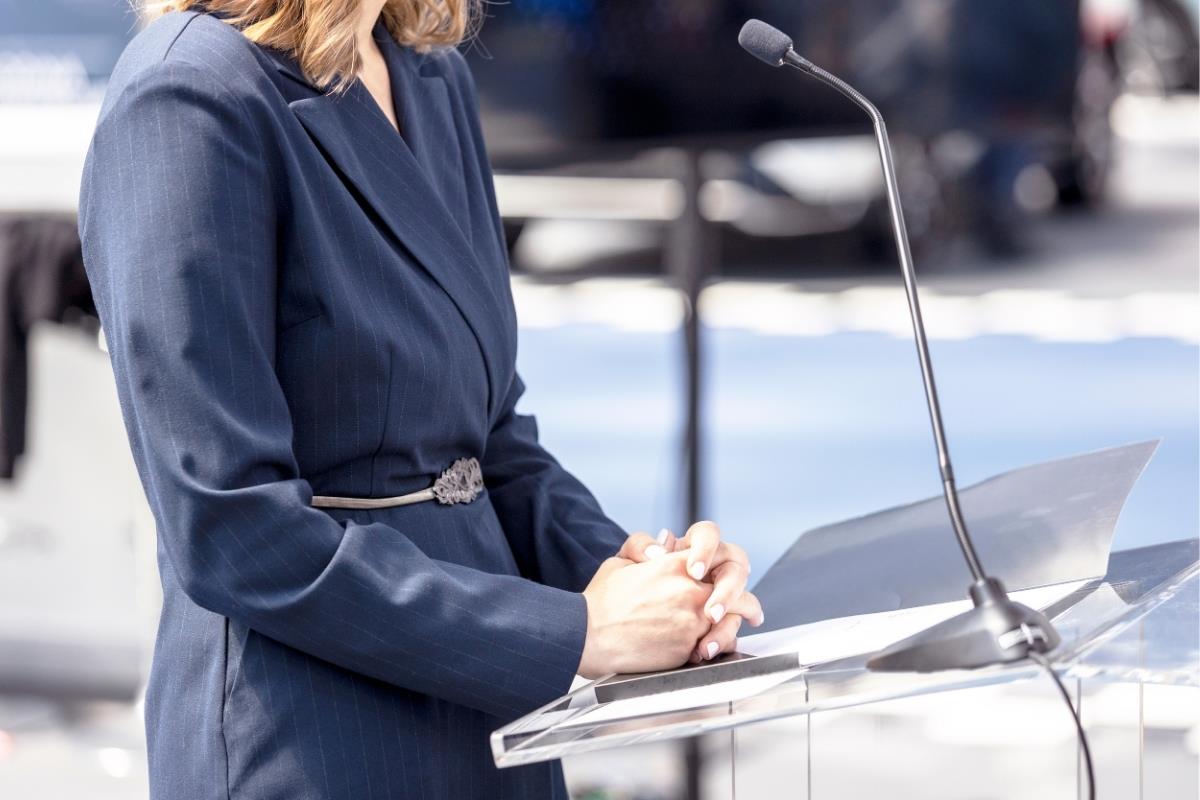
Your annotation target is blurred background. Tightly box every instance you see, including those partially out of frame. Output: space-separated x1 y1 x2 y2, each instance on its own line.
0 0 1197 797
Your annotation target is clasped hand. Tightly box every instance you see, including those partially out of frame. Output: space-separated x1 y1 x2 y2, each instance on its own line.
578 521 763 679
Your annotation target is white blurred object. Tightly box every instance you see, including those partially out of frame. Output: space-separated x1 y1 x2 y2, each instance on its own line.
494 174 682 221
0 51 88 104
0 102 99 212
516 278 1200 345
511 275 683 333
96 746 133 779
0 323 157 701
752 136 883 205
1014 163 1060 214
513 219 662 274
1110 93 1199 145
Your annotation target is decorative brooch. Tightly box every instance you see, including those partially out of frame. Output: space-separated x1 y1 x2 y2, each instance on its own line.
431 457 484 505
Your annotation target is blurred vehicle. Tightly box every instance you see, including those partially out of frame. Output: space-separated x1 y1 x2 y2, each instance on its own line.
1118 0 1200 94
466 0 1124 267
0 0 1125 262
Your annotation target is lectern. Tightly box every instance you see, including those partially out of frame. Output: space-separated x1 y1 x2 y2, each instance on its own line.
491 444 1199 797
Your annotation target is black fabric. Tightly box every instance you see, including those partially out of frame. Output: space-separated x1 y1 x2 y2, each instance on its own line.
0 213 98 479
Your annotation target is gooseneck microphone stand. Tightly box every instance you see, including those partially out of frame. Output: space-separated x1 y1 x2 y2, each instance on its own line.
738 19 1061 672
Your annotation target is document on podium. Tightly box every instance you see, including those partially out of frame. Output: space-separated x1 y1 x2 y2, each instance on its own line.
748 440 1159 634
738 578 1089 661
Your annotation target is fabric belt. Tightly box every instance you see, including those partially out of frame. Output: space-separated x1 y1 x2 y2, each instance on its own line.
310 457 484 510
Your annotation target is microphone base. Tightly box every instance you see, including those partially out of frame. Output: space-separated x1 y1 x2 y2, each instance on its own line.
866 577 1062 673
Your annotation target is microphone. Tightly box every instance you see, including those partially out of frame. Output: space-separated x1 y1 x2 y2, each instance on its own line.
738 19 1061 672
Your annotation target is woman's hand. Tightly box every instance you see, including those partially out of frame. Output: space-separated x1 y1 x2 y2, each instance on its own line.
619 521 763 628
617 521 763 663
578 552 717 678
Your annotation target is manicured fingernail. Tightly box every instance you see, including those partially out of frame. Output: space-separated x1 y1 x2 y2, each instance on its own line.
656 528 671 545
689 561 706 580
705 641 719 659
645 544 666 560
707 603 725 624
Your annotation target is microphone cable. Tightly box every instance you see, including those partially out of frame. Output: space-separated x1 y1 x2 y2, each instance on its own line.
1028 651 1095 800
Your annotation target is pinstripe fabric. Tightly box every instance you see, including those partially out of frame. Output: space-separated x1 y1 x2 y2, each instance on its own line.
77 10 628 799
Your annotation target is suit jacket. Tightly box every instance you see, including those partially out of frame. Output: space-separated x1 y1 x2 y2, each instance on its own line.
78 10 627 799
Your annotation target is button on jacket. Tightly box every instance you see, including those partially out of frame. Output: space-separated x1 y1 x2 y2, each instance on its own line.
78 9 626 799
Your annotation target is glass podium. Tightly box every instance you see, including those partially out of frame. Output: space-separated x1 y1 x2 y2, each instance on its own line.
492 538 1197 767
491 444 1198 797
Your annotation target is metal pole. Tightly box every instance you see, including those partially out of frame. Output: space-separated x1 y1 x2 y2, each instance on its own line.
666 146 711 800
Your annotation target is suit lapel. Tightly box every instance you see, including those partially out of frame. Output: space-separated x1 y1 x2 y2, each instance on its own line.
267 29 512 418
386 42 473 246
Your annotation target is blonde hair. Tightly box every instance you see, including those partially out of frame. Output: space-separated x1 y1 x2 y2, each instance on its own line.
138 0 479 92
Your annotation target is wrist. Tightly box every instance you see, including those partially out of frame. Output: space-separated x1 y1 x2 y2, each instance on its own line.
577 589 606 679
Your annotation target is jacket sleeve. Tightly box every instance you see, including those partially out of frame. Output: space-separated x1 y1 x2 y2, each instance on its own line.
482 373 629 593
77 59 587 722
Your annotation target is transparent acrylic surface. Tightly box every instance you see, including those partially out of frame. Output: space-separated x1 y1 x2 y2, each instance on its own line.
491 538 1198 767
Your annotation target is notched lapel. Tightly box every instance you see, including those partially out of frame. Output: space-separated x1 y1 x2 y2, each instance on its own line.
387 44 472 242
275 45 513 419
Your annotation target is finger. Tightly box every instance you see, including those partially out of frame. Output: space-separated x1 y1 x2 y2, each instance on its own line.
656 527 679 553
702 559 749 624
680 520 721 581
696 614 743 661
727 591 764 628
717 541 751 574
617 532 667 562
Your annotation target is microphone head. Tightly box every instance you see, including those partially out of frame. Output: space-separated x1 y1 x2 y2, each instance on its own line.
738 19 793 67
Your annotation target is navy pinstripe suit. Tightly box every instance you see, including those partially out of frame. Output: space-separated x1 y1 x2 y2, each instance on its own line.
78 10 627 799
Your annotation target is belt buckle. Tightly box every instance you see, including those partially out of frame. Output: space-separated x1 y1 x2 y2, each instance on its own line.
431 457 484 505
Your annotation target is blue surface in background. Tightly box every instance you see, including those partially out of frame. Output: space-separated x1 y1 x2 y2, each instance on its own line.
516 325 1199 576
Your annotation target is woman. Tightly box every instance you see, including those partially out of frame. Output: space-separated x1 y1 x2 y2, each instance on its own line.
78 1 762 797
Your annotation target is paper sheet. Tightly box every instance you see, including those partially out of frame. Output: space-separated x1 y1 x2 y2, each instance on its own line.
739 579 1089 662
750 441 1158 633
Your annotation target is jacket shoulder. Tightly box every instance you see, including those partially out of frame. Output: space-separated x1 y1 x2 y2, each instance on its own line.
101 11 270 116
161 11 270 77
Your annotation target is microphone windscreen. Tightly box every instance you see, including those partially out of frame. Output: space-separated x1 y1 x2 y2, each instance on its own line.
738 19 793 66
